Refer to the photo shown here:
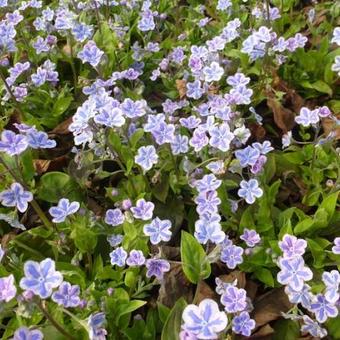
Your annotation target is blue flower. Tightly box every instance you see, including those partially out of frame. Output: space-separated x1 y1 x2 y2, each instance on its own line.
220 245 244 269
144 217 172 245
285 284 313 309
235 146 260 167
105 208 125 226
77 40 104 67
109 247 127 267
0 130 28 156
151 123 175 145
126 250 146 267
19 258 63 298
135 145 158 171
232 311 256 336
332 237 340 255
277 257 313 291
237 179 263 204
186 80 204 99
52 281 81 308
0 274 17 302
107 234 123 247
295 107 319 127
182 299 228 339
194 191 221 215
88 313 107 340
252 141 273 154
121 99 147 118
26 130 56 149
310 294 338 323
331 27 340 45
12 327 43 340
194 219 225 244
301 316 327 337
278 234 307 258
221 286 247 313
145 259 170 280
322 270 340 303
131 199 154 221
94 107 125 127
194 174 222 193
49 198 80 223
240 228 261 247
0 183 33 213
72 23 93 42
170 134 189 155
203 62 224 82
138 10 155 32
209 124 234 152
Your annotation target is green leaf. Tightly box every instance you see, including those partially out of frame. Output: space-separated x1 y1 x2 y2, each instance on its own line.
180 231 211 284
52 93 73 116
116 300 147 323
21 150 35 182
273 319 300 340
311 80 333 96
157 303 171 324
129 129 144 150
161 298 187 340
318 192 339 221
255 267 275 287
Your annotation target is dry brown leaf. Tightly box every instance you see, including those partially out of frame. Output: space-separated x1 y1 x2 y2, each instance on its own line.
322 116 340 140
219 271 246 289
195 281 216 304
248 123 266 140
34 159 51 175
267 97 295 133
250 324 274 339
251 288 293 327
157 263 193 308
50 116 73 135
176 79 187 99
33 156 68 175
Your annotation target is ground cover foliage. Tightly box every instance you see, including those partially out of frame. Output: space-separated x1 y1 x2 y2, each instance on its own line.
0 0 339 339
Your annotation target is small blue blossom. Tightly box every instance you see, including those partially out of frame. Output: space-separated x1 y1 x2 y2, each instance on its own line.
209 124 234 152
203 62 224 82
240 228 261 247
12 327 44 340
0 183 33 213
295 107 320 127
278 234 307 258
322 270 340 303
19 258 63 298
277 257 313 291
227 72 250 88
332 237 340 254
301 316 327 337
186 80 204 99
194 219 225 244
171 134 189 155
237 179 263 204
88 313 107 340
145 259 170 280
221 286 247 313
72 23 93 42
0 130 28 156
151 123 175 145
109 247 127 267
135 145 158 171
331 27 340 45
94 107 125 127
77 40 104 67
310 294 338 323
194 174 222 193
52 281 81 308
232 311 256 336
252 141 274 154
194 191 221 215
107 234 123 247
0 274 17 302
26 130 56 149
182 299 228 339
105 208 125 226
235 146 260 167
121 98 147 118
126 250 146 267
220 245 244 269
143 217 172 245
131 198 154 221
285 284 312 309
49 198 80 223
138 10 155 32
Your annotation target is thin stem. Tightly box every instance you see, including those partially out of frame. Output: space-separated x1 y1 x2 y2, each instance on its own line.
0 69 24 116
93 0 103 35
37 301 76 340
67 35 78 96
0 156 54 230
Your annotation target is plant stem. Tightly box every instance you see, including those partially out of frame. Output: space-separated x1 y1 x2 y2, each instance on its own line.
37 301 77 340
0 156 54 230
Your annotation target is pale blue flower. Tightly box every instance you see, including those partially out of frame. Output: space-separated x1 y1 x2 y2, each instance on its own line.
143 217 172 245
295 107 319 127
49 198 80 223
182 299 228 339
19 258 63 298
126 250 146 267
135 145 158 171
105 208 125 226
310 294 338 323
277 257 313 291
285 284 313 309
232 311 256 336
301 316 327 337
77 40 104 67
131 199 154 221
278 234 307 258
0 183 33 213
146 259 170 280
237 179 263 204
203 62 224 82
12 327 44 340
220 245 244 269
109 247 127 267
0 130 28 156
52 281 80 308
194 219 225 244
0 274 17 302
94 107 125 127
322 270 340 303
235 146 260 167
171 134 189 155
186 80 204 99
194 191 221 215
26 130 56 149
240 228 261 247
221 286 247 313
194 174 221 193
209 124 234 152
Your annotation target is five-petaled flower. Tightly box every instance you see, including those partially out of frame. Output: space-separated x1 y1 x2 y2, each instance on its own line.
0 183 33 213
0 274 17 302
145 259 170 280
19 258 63 298
131 198 155 220
135 145 158 171
49 198 80 223
143 217 172 244
0 130 28 156
52 281 81 308
105 208 125 226
182 299 228 339
12 327 44 340
310 294 338 323
109 247 127 267
231 311 256 336
221 286 247 313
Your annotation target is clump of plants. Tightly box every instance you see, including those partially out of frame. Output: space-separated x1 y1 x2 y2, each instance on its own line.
0 0 339 339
